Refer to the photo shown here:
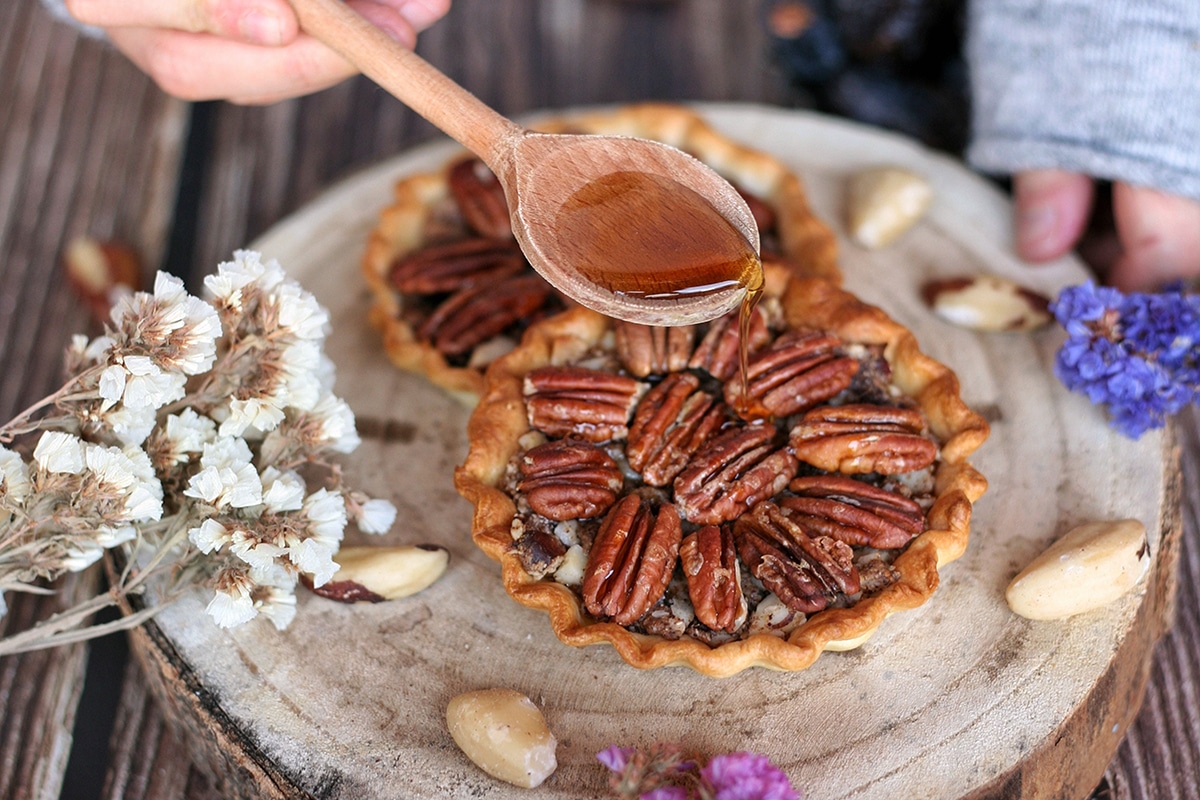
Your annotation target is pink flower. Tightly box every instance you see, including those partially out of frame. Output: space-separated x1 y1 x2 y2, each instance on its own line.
699 753 798 800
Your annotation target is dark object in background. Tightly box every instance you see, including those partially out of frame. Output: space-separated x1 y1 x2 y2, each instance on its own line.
766 0 969 154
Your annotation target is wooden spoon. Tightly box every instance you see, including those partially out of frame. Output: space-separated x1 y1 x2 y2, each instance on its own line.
287 0 762 326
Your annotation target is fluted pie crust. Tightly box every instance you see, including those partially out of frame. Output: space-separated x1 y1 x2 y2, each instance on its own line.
455 278 989 676
361 103 839 403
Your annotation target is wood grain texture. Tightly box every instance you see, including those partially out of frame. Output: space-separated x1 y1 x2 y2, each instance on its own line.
0 3 186 799
120 106 1180 800
3 0 1199 798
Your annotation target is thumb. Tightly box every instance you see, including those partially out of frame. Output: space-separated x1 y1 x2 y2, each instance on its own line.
1012 170 1095 263
63 0 300 46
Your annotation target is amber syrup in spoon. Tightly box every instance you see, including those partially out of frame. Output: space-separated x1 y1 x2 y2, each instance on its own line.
556 170 766 414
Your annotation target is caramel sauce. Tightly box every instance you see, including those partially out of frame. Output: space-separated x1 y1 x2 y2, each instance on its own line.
556 170 765 412
557 171 760 301
736 272 769 419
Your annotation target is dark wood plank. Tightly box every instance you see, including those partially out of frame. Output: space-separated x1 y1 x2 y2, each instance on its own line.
0 2 187 799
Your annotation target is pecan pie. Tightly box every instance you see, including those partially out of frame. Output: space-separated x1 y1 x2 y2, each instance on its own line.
455 278 989 676
361 103 839 402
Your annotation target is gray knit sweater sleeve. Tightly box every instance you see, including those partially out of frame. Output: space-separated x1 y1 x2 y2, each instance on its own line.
967 0 1200 201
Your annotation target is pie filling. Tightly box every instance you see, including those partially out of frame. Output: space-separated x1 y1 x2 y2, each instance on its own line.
501 298 944 646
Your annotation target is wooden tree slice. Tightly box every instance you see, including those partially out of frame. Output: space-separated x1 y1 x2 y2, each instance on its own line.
127 105 1180 799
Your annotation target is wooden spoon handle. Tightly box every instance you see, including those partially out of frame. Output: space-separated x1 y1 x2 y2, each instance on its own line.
287 0 523 171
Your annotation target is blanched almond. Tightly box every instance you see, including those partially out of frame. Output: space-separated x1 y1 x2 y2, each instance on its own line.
446 688 558 788
1006 519 1150 620
845 167 932 249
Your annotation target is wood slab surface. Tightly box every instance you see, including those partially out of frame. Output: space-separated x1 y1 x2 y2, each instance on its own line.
122 105 1180 799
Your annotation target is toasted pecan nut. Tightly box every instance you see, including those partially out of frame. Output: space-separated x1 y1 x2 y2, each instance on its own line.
582 495 683 626
789 403 938 474
447 157 513 240
626 372 727 487
614 321 696 378
680 525 746 633
781 475 925 549
725 329 858 418
517 440 623 520
673 424 798 525
390 237 526 295
524 366 647 443
420 273 554 357
688 306 772 382
734 501 860 613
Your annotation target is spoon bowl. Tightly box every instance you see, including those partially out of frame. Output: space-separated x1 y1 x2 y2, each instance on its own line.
289 0 761 326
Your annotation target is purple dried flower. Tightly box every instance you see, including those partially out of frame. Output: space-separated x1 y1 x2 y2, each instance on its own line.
1050 281 1199 438
640 788 690 800
599 745 638 774
698 752 799 800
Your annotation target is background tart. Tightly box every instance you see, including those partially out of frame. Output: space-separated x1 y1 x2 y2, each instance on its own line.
361 103 840 403
455 277 989 676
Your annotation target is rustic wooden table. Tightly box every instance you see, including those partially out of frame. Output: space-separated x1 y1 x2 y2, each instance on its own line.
1 1 1197 798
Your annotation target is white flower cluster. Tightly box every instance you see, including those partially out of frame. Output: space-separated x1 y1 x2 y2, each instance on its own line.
0 251 396 635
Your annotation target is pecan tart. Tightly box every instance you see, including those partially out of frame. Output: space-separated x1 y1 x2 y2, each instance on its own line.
455 277 989 676
361 103 839 402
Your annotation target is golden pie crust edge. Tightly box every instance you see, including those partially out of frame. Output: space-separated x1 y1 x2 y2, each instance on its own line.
361 102 841 403
454 280 990 677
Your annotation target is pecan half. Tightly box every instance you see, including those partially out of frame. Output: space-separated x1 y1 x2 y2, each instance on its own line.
724 329 859 418
517 440 623 521
614 321 696 378
673 424 798 525
780 475 925 548
390 237 526 295
680 525 746 633
448 157 513 240
582 495 683 626
419 273 555 357
688 307 771 382
789 403 938 474
524 366 647 442
734 501 861 614
626 372 727 486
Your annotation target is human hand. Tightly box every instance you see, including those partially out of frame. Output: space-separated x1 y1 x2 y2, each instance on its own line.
61 0 451 104
1013 169 1200 292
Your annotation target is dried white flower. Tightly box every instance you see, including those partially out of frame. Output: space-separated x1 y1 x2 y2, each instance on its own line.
204 250 286 313
161 409 216 464
206 566 257 629
62 541 105 572
273 282 329 340
302 488 347 543
230 531 288 577
356 498 397 534
95 525 137 548
33 432 86 474
0 447 31 503
2 250 383 650
183 437 262 509
308 395 360 453
103 404 159 446
261 467 305 513
255 585 297 631
83 443 164 522
98 365 127 409
120 362 187 410
220 397 286 438
189 518 232 554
